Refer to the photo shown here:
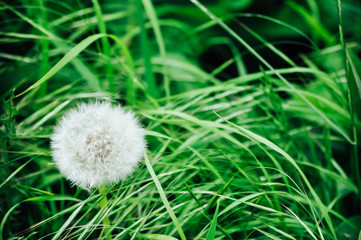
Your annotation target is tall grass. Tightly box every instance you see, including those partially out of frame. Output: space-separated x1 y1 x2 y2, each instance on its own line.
1 0 360 239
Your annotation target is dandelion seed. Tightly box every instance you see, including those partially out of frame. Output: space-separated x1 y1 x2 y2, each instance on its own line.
50 101 146 189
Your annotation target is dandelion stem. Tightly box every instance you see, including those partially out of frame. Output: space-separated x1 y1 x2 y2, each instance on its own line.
98 185 111 240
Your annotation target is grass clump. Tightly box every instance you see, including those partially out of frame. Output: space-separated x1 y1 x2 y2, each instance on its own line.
1 0 361 239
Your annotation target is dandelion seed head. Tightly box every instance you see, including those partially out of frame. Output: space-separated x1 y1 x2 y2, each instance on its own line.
51 101 146 189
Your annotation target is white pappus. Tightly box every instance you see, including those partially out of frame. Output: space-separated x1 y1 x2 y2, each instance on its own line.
50 101 146 189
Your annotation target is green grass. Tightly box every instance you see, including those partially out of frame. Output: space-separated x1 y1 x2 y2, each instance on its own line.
1 0 361 239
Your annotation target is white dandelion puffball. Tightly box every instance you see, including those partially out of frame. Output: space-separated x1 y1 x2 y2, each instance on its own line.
51 102 146 189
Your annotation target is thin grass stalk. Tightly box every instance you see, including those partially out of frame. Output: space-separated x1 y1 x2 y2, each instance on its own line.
38 0 49 97
184 183 234 240
142 0 170 100
126 0 137 45
136 0 158 98
2 3 102 95
92 0 115 93
191 0 351 146
336 0 361 210
144 154 186 240
124 0 137 103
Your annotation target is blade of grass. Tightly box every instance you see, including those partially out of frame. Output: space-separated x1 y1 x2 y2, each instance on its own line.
283 205 318 240
0 3 57 40
136 233 178 240
136 0 157 98
49 8 93 27
1 3 102 94
0 196 82 240
190 0 352 145
206 198 220 240
37 0 49 97
237 21 297 67
51 202 85 240
213 112 337 239
26 100 70 134
142 0 169 99
0 158 33 189
92 0 115 93
145 108 337 238
184 183 233 240
266 225 296 240
336 0 361 209
108 34 136 103
254 228 283 240
144 153 186 240
14 33 106 98
286 1 334 45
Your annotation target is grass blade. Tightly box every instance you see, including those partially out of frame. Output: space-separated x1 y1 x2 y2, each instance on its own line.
92 0 115 92
206 198 220 240
51 203 85 240
15 34 106 97
190 0 352 144
0 159 32 189
144 153 187 240
136 0 157 98
142 0 169 98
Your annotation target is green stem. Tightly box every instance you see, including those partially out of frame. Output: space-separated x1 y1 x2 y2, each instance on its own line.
98 185 111 240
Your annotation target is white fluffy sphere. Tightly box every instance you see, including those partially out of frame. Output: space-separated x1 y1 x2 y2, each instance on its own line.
51 102 146 189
